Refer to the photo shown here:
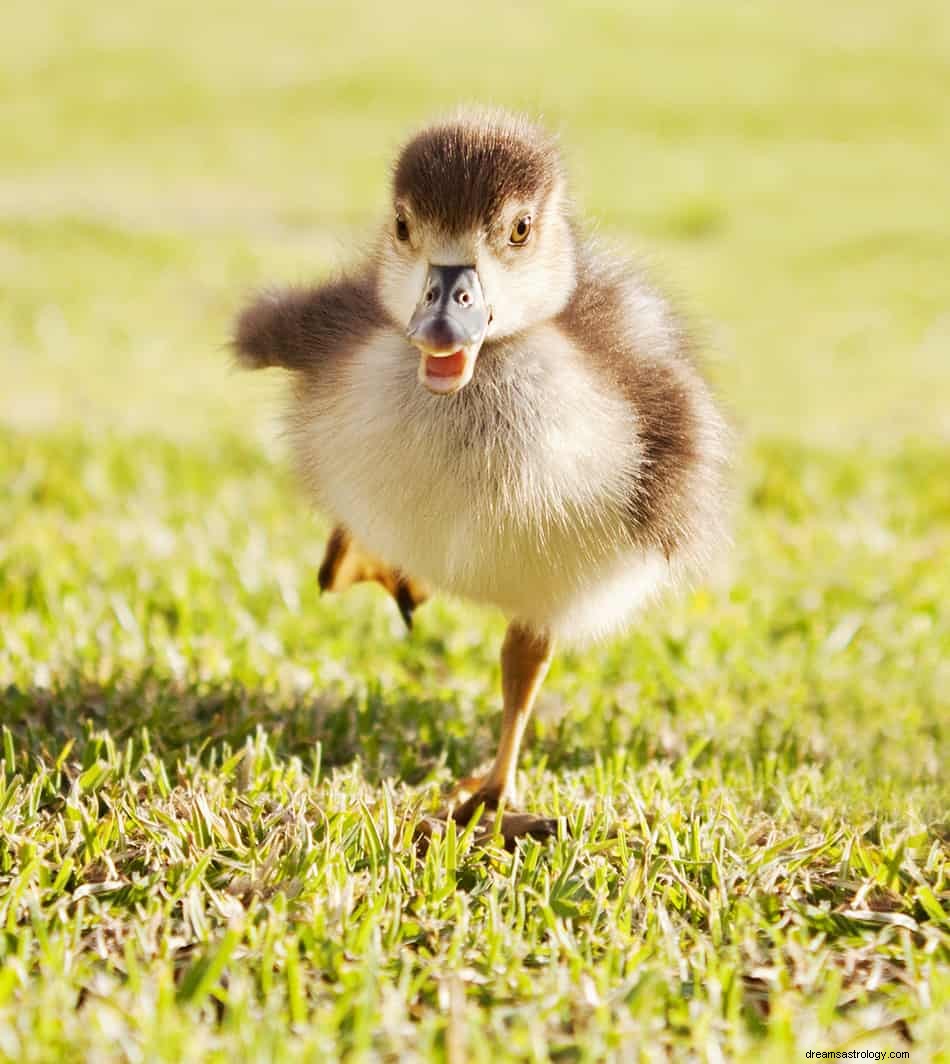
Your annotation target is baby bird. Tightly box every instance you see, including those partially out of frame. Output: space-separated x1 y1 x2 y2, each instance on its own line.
234 109 729 842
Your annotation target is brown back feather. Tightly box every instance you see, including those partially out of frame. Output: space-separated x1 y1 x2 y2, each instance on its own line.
557 244 706 559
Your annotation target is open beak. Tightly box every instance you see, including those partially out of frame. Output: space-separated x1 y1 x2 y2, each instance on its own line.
406 265 491 395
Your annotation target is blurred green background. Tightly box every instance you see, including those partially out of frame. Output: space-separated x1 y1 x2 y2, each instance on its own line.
1 2 948 1058
2 0 948 442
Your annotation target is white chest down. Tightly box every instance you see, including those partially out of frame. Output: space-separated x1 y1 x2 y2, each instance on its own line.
292 325 671 643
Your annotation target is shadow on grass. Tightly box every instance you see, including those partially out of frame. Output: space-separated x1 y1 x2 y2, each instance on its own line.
0 664 694 794
6 662 944 823
0 669 481 786
0 665 861 790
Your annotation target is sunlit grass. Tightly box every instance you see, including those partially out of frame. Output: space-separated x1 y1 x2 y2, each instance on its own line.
1 0 948 1059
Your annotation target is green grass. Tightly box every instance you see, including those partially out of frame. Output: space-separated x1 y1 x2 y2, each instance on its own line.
1 1 949 1060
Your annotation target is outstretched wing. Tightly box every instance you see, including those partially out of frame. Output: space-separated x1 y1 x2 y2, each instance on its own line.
233 267 385 372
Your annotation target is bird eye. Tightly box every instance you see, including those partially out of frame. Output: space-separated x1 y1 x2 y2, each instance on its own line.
508 215 532 246
395 214 410 242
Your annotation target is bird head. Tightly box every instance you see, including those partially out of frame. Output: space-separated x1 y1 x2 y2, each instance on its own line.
376 109 577 395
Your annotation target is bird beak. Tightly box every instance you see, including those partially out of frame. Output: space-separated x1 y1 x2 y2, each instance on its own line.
406 265 491 395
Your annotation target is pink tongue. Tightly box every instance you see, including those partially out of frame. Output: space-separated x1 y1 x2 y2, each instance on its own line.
426 350 466 378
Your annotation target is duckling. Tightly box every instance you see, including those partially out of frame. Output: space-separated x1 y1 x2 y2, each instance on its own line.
234 109 730 842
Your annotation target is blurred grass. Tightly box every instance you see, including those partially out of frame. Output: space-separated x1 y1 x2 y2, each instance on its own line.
2 0 949 440
0 1 949 1060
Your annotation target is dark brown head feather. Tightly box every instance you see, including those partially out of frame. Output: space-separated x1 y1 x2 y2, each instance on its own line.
393 109 562 234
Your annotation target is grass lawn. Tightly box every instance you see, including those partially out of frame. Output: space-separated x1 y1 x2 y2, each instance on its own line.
1 1 948 1059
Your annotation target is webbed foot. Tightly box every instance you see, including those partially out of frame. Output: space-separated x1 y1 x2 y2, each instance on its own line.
451 790 558 846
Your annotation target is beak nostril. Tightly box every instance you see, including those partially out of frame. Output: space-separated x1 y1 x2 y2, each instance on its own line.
409 265 488 355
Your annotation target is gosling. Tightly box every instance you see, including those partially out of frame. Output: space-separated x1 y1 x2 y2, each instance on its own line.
234 108 730 842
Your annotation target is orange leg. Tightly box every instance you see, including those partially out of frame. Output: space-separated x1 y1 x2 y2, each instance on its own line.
318 525 428 629
451 621 557 842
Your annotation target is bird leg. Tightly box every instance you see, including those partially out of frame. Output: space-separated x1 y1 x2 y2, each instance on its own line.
451 621 557 843
317 524 428 630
